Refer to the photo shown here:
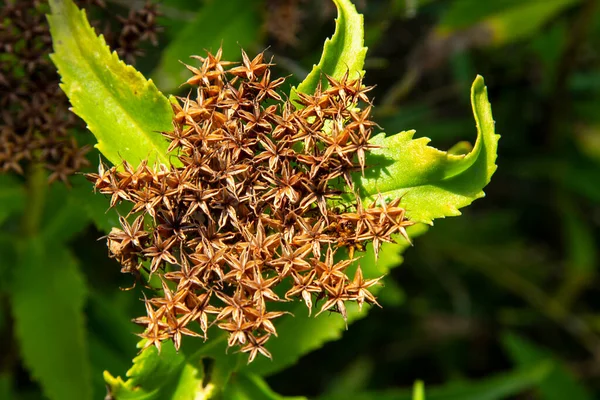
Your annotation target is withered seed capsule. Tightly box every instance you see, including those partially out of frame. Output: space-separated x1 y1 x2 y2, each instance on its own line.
87 48 413 362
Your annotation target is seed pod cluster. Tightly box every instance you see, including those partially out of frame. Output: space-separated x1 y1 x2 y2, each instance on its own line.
113 2 162 64
0 0 160 182
87 48 413 362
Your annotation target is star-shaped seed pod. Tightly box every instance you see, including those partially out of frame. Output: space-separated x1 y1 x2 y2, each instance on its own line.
87 48 413 361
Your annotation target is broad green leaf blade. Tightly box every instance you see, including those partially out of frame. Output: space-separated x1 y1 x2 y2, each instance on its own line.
105 341 208 400
244 225 427 377
292 0 367 99
502 332 593 400
223 373 307 400
11 240 91 400
152 0 263 93
357 76 499 224
319 363 551 400
0 175 25 225
48 0 174 167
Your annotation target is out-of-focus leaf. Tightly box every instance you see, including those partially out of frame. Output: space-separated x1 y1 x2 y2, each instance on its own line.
0 374 13 400
104 341 208 400
357 76 499 224
438 0 580 45
554 195 597 305
11 240 91 400
152 0 263 92
40 179 90 243
326 357 374 395
319 362 551 400
484 0 578 45
0 175 25 225
292 0 367 100
223 373 307 400
413 381 425 400
48 0 174 167
392 0 438 17
88 291 140 358
574 123 600 162
88 291 140 399
376 278 406 307
564 160 600 202
571 72 600 95
89 334 132 399
244 224 427 377
69 175 126 233
530 21 567 94
502 332 593 400
0 236 17 293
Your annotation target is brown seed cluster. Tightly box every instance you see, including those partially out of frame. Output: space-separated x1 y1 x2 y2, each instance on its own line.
87 48 413 361
0 0 160 183
108 2 163 64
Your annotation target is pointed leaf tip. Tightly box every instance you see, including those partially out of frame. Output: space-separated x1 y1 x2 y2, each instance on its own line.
292 0 367 100
356 75 499 224
48 0 175 167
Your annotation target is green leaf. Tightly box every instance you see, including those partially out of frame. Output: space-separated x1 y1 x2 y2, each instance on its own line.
392 0 438 16
554 194 597 306
105 341 208 400
0 374 13 400
292 0 367 99
438 0 580 45
48 0 174 167
319 363 551 400
412 381 425 400
11 240 92 400
0 235 18 293
223 373 307 400
502 332 593 400
356 76 499 224
40 177 90 243
152 0 263 93
326 357 374 395
0 175 25 225
244 224 427 377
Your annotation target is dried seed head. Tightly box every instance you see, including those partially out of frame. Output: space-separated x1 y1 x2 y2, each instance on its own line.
0 0 161 181
88 47 413 361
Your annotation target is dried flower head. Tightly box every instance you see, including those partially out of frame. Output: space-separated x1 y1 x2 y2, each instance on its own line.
87 47 414 362
0 0 161 182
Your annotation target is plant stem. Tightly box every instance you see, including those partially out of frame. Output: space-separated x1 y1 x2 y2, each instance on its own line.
23 165 47 237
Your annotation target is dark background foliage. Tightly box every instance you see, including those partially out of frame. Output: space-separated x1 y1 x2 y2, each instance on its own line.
2 0 600 399
272 0 600 398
